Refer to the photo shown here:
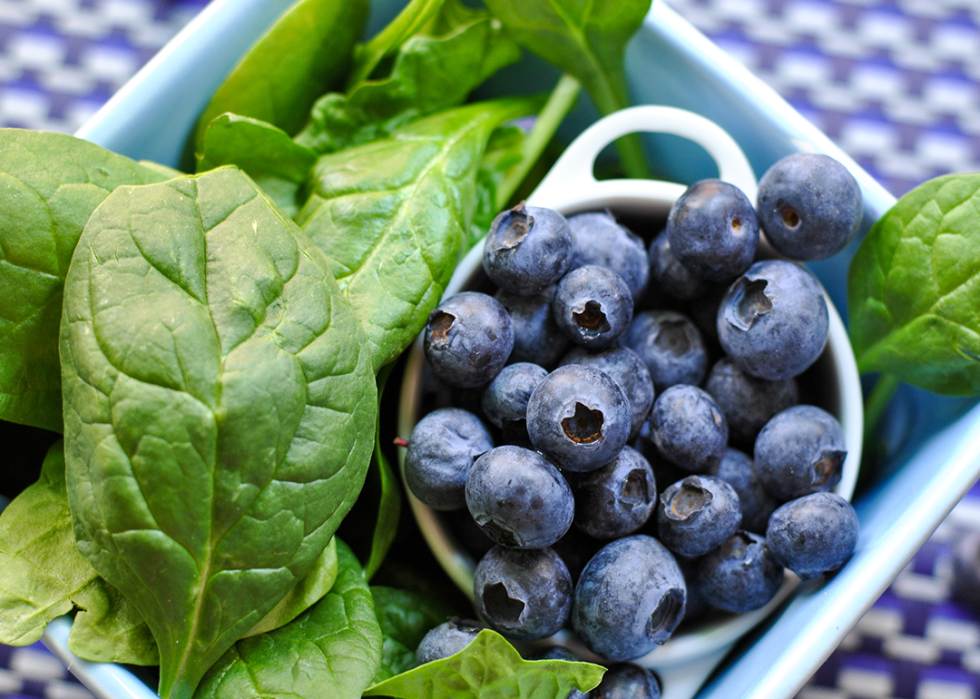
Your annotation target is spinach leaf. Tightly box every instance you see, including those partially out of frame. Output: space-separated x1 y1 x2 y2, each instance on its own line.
472 125 526 243
848 173 980 394
296 3 520 155
196 114 317 218
370 586 453 682
194 539 382 699
194 0 368 151
347 0 447 90
0 129 170 432
70 577 158 665
0 441 98 646
364 629 605 699
60 167 378 699
297 97 540 370
480 0 651 179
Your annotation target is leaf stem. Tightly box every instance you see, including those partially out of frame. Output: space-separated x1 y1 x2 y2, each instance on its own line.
863 373 900 447
587 73 650 180
496 74 582 211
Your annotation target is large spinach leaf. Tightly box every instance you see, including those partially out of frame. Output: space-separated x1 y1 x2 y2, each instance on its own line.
480 0 651 178
194 539 382 699
196 114 318 218
370 586 453 682
0 129 169 432
296 3 520 155
194 0 368 151
848 174 980 394
297 97 540 370
60 167 377 699
363 629 605 699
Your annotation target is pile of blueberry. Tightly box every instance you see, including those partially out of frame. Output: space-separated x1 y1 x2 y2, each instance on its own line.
406 153 863 693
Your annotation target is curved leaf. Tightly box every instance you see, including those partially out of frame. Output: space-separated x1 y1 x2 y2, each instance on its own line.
196 114 318 218
297 97 540 370
0 129 170 432
194 0 369 150
297 6 520 155
194 539 382 699
848 173 980 394
363 629 605 699
60 167 378 699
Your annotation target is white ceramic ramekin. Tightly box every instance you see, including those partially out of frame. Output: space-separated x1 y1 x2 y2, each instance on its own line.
397 105 863 699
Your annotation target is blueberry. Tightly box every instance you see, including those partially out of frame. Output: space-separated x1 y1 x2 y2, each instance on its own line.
526 365 632 473
483 203 572 295
676 556 711 622
572 535 686 661
534 647 592 699
474 546 573 642
757 153 863 261
704 357 799 446
707 448 781 535
717 260 828 381
560 345 654 440
698 531 783 613
766 492 859 579
648 385 728 473
481 362 549 440
405 407 494 510
550 527 604 585
466 445 574 548
570 445 657 540
657 475 742 557
666 179 759 283
754 405 846 501
416 618 483 664
567 211 649 300
495 286 570 369
552 265 634 348
648 229 709 301
592 663 662 699
621 310 707 392
424 291 515 388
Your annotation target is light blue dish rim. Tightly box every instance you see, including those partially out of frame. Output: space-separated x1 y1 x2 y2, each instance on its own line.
48 1 980 698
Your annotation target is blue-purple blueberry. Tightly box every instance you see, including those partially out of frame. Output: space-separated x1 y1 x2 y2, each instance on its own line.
698 531 783 613
649 385 728 473
424 291 514 388
416 619 483 664
766 492 859 579
552 265 634 348
757 153 863 261
567 211 649 300
570 445 657 540
648 229 710 301
754 405 846 501
481 362 549 440
717 260 828 381
483 203 572 295
592 663 662 699
666 179 759 283
474 545 573 642
404 407 494 511
621 310 708 392
704 357 799 446
707 448 781 535
560 345 654 440
572 535 686 661
495 286 569 369
466 445 574 549
657 475 742 558
526 365 632 473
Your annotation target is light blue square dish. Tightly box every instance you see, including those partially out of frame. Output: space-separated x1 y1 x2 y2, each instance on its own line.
44 1 980 698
